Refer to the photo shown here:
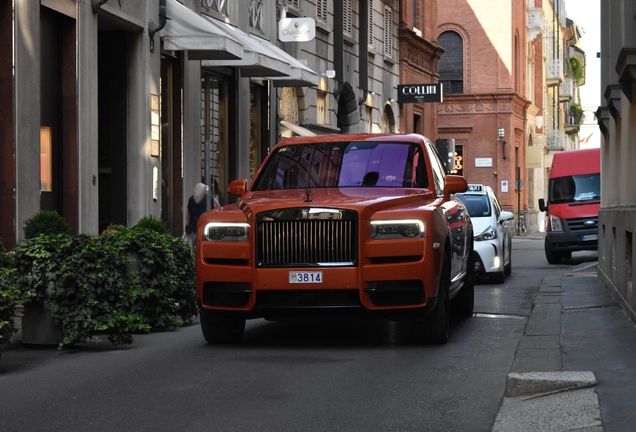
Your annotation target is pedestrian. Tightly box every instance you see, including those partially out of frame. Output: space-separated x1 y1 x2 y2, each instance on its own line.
184 182 219 254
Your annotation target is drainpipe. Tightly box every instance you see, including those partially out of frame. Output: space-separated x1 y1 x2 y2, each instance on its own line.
91 0 109 14
148 0 167 53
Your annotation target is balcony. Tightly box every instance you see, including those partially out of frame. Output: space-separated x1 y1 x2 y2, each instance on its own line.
559 78 574 102
547 129 565 150
527 8 545 44
546 59 564 87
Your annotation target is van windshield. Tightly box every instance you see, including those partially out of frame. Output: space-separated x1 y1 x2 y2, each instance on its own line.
548 173 600 204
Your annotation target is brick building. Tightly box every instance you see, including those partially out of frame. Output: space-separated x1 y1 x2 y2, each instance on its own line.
436 0 533 217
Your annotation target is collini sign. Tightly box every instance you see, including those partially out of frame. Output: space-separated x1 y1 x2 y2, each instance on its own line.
397 83 443 103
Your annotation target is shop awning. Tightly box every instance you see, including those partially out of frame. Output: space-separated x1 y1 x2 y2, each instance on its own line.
160 0 243 60
201 18 291 77
257 42 319 87
281 121 317 137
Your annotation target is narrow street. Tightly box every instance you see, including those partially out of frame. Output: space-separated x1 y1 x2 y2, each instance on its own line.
0 237 599 432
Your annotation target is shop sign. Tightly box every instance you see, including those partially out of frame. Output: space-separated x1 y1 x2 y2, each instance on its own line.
397 83 443 103
279 18 316 42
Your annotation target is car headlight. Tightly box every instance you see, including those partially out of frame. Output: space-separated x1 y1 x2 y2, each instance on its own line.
370 219 424 239
204 222 249 242
475 226 497 241
549 214 563 232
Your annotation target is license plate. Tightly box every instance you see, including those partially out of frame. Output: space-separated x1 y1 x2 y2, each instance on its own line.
581 234 598 242
289 271 323 284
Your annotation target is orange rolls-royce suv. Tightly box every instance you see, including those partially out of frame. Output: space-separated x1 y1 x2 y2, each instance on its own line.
196 134 474 344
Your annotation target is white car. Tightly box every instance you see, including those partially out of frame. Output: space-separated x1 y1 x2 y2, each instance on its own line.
456 184 514 283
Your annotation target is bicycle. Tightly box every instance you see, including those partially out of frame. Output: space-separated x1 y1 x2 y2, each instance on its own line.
515 209 528 236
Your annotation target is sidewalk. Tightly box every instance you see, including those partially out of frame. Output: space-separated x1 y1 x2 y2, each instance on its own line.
493 234 636 431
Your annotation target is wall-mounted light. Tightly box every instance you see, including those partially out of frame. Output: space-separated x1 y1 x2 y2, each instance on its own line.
323 70 336 79
498 124 507 160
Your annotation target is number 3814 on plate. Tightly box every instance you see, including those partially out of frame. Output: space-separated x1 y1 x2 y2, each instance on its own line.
289 271 323 284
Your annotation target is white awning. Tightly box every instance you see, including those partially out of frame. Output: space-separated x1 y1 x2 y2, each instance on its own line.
257 42 319 87
160 0 243 61
280 121 317 137
201 18 292 77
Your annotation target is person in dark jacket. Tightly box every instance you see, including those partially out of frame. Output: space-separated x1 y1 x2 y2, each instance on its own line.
184 183 219 253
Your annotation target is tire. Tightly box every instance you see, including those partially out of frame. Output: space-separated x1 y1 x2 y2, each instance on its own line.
490 246 505 283
504 246 512 276
200 308 245 344
413 254 450 344
544 238 563 265
515 219 527 236
562 251 572 260
452 268 474 318
492 267 505 284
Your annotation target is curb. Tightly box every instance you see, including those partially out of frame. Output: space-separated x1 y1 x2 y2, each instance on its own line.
493 372 603 432
505 371 597 398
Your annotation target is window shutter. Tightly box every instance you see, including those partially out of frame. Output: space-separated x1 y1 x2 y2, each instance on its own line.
317 0 328 22
344 0 353 35
383 7 392 57
368 1 374 47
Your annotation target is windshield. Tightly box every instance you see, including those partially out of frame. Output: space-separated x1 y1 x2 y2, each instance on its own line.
455 194 491 218
548 173 600 204
252 141 428 191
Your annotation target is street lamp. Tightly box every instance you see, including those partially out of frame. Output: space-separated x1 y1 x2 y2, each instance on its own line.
498 125 507 160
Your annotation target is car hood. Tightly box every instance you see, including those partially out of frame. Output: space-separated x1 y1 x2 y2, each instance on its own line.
231 188 437 220
471 216 494 236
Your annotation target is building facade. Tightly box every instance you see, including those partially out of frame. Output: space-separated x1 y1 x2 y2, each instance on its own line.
436 0 533 221
397 0 443 138
597 0 636 322
433 0 586 234
0 0 401 248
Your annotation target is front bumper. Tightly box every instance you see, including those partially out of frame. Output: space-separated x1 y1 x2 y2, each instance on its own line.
545 229 598 252
472 240 503 275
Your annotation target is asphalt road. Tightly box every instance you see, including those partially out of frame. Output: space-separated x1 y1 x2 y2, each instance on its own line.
0 237 595 432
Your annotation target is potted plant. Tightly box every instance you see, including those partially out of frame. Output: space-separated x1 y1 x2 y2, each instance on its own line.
12 213 197 348
13 211 69 345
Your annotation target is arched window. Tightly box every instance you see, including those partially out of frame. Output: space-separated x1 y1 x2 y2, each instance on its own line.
438 31 464 94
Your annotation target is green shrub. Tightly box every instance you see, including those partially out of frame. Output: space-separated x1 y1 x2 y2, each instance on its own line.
107 228 197 328
0 240 13 269
132 215 169 235
101 224 128 236
0 241 20 352
23 210 70 240
12 228 197 348
568 57 584 81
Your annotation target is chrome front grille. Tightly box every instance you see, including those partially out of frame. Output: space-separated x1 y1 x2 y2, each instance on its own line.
256 209 358 267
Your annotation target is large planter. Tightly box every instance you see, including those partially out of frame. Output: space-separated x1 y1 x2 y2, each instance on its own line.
21 303 63 346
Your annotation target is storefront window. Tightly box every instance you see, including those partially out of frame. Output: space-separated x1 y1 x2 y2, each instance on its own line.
40 126 53 192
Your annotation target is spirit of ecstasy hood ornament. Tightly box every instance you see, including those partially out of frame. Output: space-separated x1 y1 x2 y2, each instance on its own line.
303 188 313 203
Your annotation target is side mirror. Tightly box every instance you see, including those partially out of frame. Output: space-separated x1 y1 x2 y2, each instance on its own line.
538 198 547 213
444 175 468 200
228 179 248 197
499 210 514 222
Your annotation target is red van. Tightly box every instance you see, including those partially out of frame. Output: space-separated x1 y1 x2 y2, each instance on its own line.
538 148 600 264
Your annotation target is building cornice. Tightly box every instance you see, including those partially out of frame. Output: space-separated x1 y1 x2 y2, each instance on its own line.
616 47 636 103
